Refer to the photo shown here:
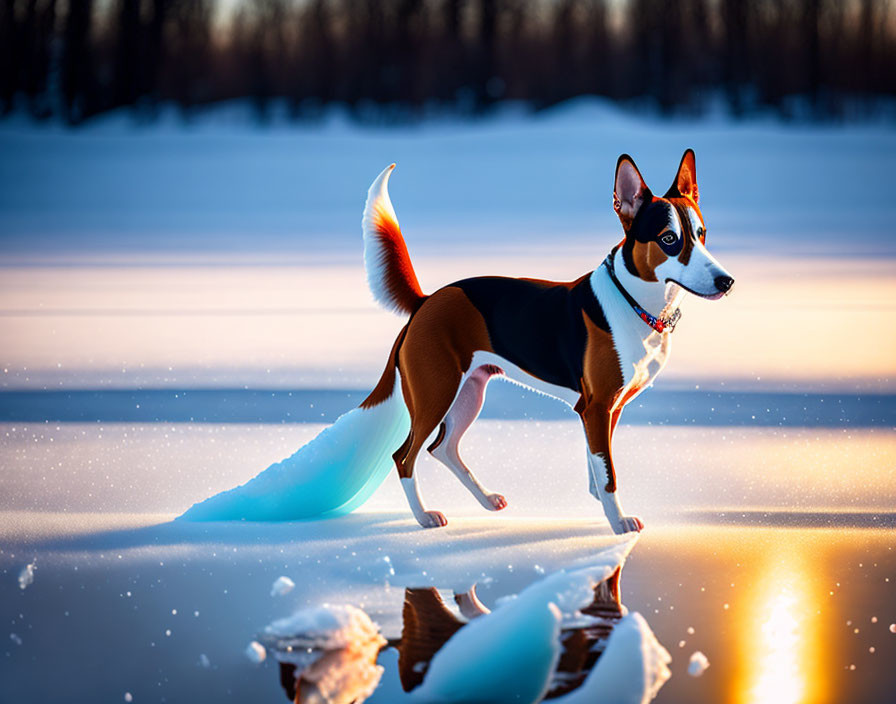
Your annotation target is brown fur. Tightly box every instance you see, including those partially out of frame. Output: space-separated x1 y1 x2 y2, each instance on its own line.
578 313 625 493
370 203 427 315
630 240 661 282
360 324 408 409
393 287 494 479
668 196 705 267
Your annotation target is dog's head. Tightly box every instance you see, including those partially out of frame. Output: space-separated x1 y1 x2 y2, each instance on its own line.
612 150 734 299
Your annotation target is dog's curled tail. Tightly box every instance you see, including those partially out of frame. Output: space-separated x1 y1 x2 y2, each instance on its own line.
362 164 426 316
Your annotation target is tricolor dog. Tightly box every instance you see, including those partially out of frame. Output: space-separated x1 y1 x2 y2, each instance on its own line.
360 150 733 534
180 150 734 532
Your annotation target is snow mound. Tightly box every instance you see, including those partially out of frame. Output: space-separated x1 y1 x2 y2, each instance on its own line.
264 604 383 654
263 604 386 704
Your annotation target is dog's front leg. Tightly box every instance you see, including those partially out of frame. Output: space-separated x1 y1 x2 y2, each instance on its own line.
579 400 643 534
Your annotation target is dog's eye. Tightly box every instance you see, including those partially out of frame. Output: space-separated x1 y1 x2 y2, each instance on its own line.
660 232 677 246
696 227 706 242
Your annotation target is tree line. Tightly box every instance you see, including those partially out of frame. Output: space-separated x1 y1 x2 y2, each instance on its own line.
1 0 894 125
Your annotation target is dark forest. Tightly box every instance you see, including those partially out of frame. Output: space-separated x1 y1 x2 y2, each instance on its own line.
2 0 894 125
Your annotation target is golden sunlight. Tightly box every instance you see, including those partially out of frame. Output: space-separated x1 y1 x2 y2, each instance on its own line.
742 551 820 704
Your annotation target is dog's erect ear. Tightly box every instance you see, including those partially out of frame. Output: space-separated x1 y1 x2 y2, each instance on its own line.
613 154 649 230
666 148 698 203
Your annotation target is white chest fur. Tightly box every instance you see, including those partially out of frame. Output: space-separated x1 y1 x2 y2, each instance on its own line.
589 263 676 409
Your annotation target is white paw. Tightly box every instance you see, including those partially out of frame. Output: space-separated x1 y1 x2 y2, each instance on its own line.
485 493 507 511
612 515 644 534
417 510 448 528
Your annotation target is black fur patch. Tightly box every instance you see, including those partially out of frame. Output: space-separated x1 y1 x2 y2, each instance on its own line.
452 274 609 392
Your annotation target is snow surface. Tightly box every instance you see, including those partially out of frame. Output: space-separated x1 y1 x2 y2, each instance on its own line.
1 97 894 260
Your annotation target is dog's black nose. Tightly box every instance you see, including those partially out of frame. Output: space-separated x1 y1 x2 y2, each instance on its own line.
714 275 734 293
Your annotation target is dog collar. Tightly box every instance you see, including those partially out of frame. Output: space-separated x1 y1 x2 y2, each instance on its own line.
602 246 681 334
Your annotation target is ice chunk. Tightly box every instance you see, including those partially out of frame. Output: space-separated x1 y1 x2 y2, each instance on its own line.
265 604 381 653
198 653 211 668
10 633 22 646
556 612 671 704
263 603 386 704
270 576 295 597
179 380 410 521
18 562 35 590
245 640 266 663
688 651 710 677
124 694 133 703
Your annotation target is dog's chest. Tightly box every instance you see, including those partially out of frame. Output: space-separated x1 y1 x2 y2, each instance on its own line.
614 327 670 397
590 269 673 405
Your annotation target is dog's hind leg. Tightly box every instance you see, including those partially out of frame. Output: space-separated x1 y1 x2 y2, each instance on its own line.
394 347 466 529
427 364 507 512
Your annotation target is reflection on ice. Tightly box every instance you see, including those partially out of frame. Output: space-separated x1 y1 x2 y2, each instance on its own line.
260 539 670 703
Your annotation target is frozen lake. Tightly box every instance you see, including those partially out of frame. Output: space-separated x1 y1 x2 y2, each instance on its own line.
2 415 895 702
1 100 895 702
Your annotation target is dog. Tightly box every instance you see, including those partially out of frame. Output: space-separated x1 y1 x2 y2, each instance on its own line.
180 150 734 532
359 150 734 534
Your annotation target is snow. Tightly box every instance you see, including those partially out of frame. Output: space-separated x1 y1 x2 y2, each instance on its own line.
244 641 266 664
1 98 894 262
264 604 382 652
688 650 711 677
270 576 295 597
263 604 386 703
17 561 35 590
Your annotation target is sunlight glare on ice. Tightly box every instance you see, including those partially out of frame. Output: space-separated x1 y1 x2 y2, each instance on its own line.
742 550 817 704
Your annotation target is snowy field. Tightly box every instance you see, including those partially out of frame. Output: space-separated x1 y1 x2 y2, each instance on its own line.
1 100 895 703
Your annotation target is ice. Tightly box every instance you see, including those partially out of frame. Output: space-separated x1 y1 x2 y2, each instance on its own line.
9 633 22 645
688 651 710 677
270 576 295 597
178 379 410 521
123 694 132 702
197 653 211 668
244 641 266 664
556 613 671 704
410 538 654 704
18 561 35 590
